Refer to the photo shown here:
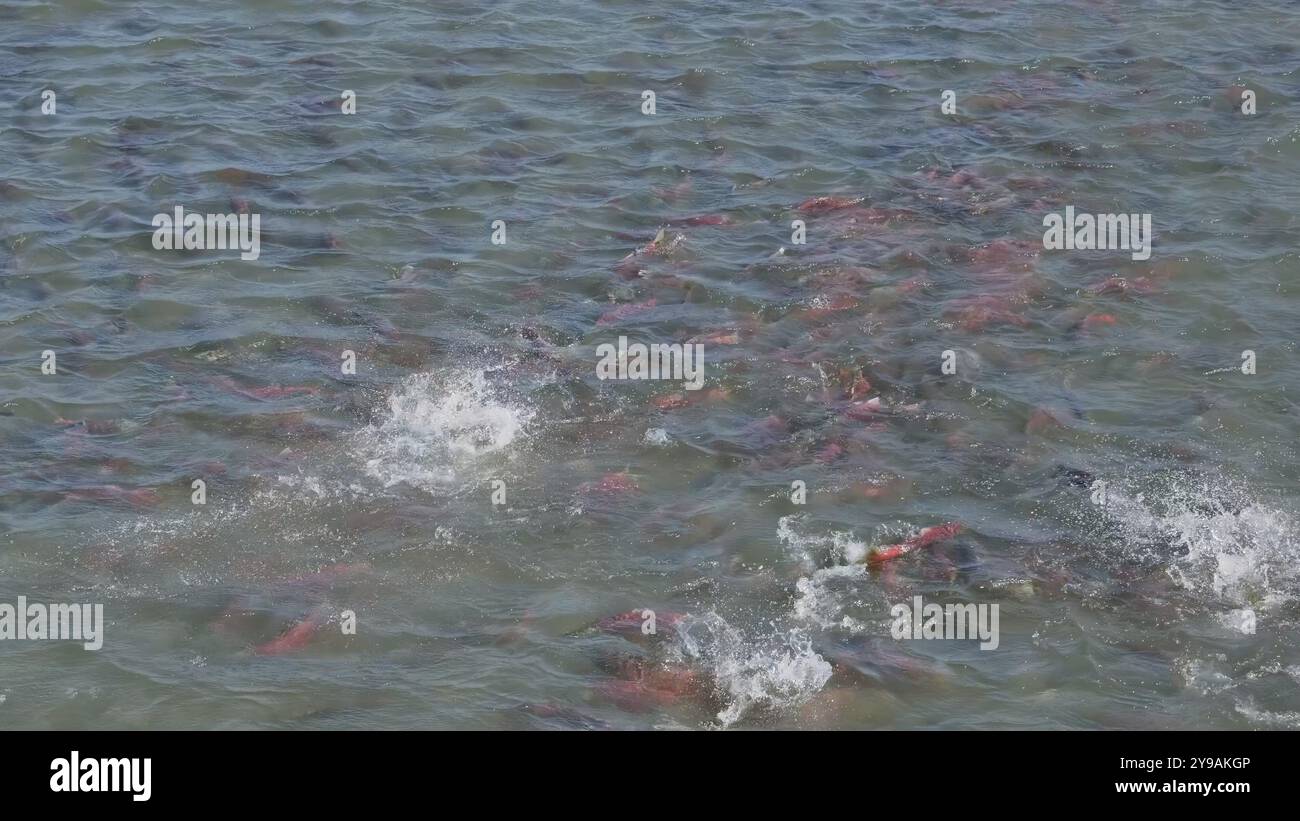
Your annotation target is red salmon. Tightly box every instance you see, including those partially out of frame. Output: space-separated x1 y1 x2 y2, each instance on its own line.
255 612 327 656
866 522 964 565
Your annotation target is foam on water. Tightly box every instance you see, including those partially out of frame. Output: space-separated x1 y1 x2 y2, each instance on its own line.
643 427 670 447
662 516 897 726
777 514 872 569
1101 474 1298 610
1233 700 1300 729
779 514 872 630
674 612 833 728
358 366 534 494
793 565 869 631
1099 473 1300 728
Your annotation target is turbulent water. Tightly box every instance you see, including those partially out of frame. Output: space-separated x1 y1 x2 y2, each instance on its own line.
2 0 1299 729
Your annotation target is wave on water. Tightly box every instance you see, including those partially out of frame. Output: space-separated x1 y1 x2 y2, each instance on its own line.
777 514 870 569
778 514 872 630
1100 473 1298 612
78 364 537 590
674 612 833 728
358 365 535 494
657 515 896 728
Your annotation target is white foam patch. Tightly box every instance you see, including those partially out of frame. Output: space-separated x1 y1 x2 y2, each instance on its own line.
674 612 832 728
778 515 874 566
1218 608 1256 635
644 427 670 446
358 366 533 493
656 516 890 726
1101 474 1298 611
1234 699 1300 728
778 515 871 630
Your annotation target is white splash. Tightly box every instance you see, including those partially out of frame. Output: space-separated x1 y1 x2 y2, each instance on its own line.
1234 699 1300 728
778 515 872 568
674 612 832 728
358 367 533 493
793 565 868 629
1101 474 1298 610
779 515 871 629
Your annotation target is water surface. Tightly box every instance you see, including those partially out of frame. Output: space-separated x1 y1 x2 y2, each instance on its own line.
1 0 1299 729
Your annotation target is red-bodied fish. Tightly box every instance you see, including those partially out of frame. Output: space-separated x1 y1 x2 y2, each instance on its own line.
1080 312 1117 331
816 442 846 463
866 522 964 565
212 376 321 401
578 472 640 496
798 293 859 320
687 330 740 345
843 397 884 420
63 485 159 507
596 680 680 712
1089 276 1158 296
254 612 327 656
1025 407 1064 435
613 228 682 278
55 418 122 435
947 295 1030 332
596 299 657 326
596 609 686 639
796 196 864 215
653 392 690 410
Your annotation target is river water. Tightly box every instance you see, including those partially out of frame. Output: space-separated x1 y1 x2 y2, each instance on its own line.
1 0 1298 728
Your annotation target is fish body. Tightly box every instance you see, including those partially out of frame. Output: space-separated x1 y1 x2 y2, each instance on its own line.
866 522 964 565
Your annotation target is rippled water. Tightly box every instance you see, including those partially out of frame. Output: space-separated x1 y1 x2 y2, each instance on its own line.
2 0 1299 729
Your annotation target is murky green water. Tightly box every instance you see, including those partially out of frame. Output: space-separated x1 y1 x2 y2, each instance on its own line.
1 0 1298 729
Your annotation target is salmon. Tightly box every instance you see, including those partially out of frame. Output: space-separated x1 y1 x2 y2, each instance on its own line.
63 485 159 507
55 418 122 435
651 179 693 202
652 387 728 411
687 330 740 345
596 609 686 638
613 228 683 277
866 522 964 565
254 612 327 656
579 472 640 495
799 294 859 320
596 299 657 326
653 393 689 410
1080 312 1117 331
212 377 321 401
948 295 1030 331
815 442 846 463
597 659 703 712
277 562 371 589
1088 276 1159 296
796 196 864 214
843 398 883 420
596 679 680 712
1025 408 1064 435
519 703 610 730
